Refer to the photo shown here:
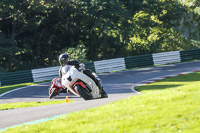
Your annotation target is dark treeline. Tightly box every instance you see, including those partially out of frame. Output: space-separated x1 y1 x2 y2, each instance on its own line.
0 0 200 72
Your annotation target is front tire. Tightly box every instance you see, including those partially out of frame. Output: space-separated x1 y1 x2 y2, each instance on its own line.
74 85 92 100
49 88 57 99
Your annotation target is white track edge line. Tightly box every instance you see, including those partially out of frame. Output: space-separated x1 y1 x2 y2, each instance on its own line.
0 82 49 98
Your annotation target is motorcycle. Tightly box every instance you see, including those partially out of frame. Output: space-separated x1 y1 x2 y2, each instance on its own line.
49 65 102 100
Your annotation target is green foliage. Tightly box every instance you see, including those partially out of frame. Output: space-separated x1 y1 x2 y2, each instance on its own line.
62 45 89 63
0 33 19 72
0 0 200 72
176 0 200 43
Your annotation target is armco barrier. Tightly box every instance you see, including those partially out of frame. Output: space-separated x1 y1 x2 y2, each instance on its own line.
153 51 181 65
180 49 200 61
94 58 126 73
0 70 33 86
0 49 200 86
125 54 153 69
32 66 60 82
85 62 96 73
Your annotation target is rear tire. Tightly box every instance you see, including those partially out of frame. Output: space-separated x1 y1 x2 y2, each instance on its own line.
74 85 92 100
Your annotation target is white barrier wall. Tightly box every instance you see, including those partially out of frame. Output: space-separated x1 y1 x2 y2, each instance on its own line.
153 51 181 65
94 58 126 73
1 49 199 86
31 51 181 82
32 66 60 82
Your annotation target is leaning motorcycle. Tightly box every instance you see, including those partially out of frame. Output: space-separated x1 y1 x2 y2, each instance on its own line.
49 65 102 100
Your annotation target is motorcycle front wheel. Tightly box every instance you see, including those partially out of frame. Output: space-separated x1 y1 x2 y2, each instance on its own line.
74 85 92 100
49 88 57 99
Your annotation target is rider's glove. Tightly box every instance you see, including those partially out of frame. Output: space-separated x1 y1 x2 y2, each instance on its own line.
79 63 85 71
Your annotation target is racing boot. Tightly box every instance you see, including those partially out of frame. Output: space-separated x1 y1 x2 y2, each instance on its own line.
96 77 108 98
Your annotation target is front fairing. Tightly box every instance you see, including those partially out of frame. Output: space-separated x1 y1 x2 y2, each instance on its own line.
61 65 80 96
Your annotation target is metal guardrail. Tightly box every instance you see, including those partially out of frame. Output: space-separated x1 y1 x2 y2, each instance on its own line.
125 54 153 69
153 51 181 65
94 58 126 73
180 49 200 61
32 66 60 82
1 49 200 86
85 62 96 72
0 70 33 86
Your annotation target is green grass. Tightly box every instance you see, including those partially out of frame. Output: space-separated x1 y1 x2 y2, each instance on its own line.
0 100 75 110
2 72 200 133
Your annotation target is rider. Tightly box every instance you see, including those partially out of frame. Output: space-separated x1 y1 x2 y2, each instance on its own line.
58 53 108 98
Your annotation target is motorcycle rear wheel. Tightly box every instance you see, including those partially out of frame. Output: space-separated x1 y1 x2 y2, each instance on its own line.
74 85 92 100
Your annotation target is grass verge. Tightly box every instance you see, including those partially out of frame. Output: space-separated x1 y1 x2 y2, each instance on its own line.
2 72 200 133
0 100 75 110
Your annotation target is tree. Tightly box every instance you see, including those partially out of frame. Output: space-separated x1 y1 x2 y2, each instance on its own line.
0 0 199 72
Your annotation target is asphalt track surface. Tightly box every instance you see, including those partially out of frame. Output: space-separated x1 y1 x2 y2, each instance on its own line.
0 61 200 129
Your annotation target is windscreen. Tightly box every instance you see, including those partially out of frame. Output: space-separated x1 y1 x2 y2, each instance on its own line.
61 65 72 75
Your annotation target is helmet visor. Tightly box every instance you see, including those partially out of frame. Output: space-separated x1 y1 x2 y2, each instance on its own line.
60 58 68 66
